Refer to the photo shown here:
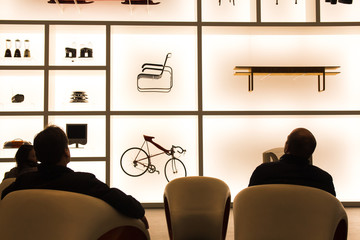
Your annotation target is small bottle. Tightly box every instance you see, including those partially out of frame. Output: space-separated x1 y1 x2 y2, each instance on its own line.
4 39 12 58
24 40 31 58
14 39 21 58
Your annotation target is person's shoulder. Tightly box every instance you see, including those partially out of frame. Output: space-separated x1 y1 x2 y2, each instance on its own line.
69 171 96 178
309 165 333 179
256 161 282 169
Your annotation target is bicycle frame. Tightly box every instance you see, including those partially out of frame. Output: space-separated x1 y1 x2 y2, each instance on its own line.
141 135 171 162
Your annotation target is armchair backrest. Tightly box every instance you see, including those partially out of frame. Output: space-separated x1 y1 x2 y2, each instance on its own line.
233 184 347 240
164 176 231 240
0 189 150 240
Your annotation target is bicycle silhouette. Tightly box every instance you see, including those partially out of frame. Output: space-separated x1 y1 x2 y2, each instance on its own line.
120 135 187 182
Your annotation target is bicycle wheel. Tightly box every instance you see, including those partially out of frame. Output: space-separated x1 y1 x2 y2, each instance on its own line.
120 147 150 177
164 158 187 182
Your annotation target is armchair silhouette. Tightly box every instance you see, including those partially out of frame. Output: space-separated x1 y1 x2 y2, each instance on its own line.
137 53 173 93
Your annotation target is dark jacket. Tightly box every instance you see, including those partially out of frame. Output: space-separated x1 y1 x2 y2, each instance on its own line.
1 164 145 219
248 154 336 196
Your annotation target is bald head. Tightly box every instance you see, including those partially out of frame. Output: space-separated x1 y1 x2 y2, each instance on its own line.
284 128 316 160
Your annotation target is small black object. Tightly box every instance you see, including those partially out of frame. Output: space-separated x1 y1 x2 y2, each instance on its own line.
48 0 94 4
4 49 11 58
5 39 12 58
12 94 25 103
24 40 31 58
65 47 77 58
121 0 160 5
66 124 88 148
80 47 93 58
70 91 88 103
14 49 21 58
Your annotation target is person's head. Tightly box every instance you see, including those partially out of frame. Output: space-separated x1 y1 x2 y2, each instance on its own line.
15 144 37 169
284 128 317 160
33 125 70 166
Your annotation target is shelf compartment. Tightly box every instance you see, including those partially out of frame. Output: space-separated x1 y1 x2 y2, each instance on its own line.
203 115 360 202
111 26 198 111
201 0 256 23
48 115 106 157
0 116 44 159
0 25 45 66
202 26 359 111
49 70 106 112
49 25 106 67
260 0 316 23
0 70 44 112
110 115 198 203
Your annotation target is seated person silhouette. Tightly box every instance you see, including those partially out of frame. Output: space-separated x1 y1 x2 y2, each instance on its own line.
2 125 148 228
249 127 336 196
3 144 38 180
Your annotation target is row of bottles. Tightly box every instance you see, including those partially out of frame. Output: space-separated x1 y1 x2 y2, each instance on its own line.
4 39 31 58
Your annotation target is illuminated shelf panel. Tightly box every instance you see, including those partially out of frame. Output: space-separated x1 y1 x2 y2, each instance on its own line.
110 115 199 203
111 26 198 111
202 26 360 111
0 25 45 66
0 116 44 159
49 70 106 112
203 115 360 202
48 115 106 158
49 25 106 67
0 70 44 112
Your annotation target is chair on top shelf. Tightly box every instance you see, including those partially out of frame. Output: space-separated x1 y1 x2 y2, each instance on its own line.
233 184 348 240
0 189 150 240
164 176 231 240
137 53 173 93
263 147 313 164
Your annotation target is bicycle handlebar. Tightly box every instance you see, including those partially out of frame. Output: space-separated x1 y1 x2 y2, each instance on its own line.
172 145 186 154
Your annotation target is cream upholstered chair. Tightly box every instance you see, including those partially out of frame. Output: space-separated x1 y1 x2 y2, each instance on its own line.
263 147 313 164
0 189 150 240
0 178 16 198
164 176 231 240
233 184 348 240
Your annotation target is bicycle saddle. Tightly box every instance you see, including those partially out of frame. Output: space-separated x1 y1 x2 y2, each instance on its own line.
143 135 154 141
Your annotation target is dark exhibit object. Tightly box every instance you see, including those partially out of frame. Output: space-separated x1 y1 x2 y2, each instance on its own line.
65 47 77 58
70 91 88 103
3 139 31 149
219 0 235 6
12 94 25 103
233 66 340 92
66 124 88 148
24 40 31 58
325 0 352 3
137 53 173 93
14 39 21 58
80 47 93 58
4 39 12 58
121 0 160 5
48 0 94 4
